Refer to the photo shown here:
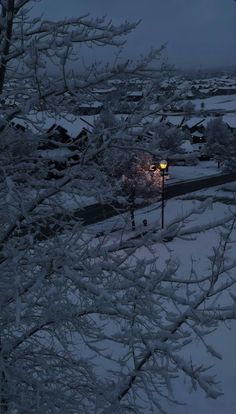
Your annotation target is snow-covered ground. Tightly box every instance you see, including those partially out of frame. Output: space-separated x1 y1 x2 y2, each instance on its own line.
86 182 236 413
181 94 236 112
45 161 222 211
167 160 221 183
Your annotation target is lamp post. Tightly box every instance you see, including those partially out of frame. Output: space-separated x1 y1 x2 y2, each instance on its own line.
159 159 168 229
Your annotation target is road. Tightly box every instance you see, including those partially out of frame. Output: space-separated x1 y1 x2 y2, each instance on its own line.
151 108 236 117
76 172 236 225
166 172 236 199
15 172 236 241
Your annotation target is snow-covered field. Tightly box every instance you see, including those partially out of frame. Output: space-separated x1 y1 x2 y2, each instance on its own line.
183 94 236 112
168 160 221 183
87 182 236 413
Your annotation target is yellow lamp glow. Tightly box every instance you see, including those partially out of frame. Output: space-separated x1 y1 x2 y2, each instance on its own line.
159 159 168 170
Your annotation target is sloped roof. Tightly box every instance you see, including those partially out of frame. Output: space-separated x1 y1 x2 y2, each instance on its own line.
165 115 184 127
13 112 97 137
182 117 205 129
192 131 204 138
223 114 236 129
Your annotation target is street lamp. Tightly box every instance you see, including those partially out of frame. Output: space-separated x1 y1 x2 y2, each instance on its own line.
159 159 168 229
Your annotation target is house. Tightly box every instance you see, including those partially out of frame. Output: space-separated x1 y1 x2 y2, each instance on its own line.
73 127 90 151
223 115 236 133
38 123 84 178
75 101 103 115
125 91 143 102
167 152 199 166
191 131 207 154
212 86 236 96
182 117 205 134
192 130 205 142
181 117 210 158
165 115 184 128
40 147 80 180
10 121 26 132
179 138 210 161
37 122 82 178
182 118 206 140
38 124 72 150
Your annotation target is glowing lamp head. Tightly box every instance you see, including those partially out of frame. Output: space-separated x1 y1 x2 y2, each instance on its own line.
159 159 168 170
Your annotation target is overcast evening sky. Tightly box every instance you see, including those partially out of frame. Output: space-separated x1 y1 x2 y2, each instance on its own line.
34 0 236 69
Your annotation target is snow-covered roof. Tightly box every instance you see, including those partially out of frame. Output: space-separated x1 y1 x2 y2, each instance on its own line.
149 103 161 112
223 114 236 129
128 126 144 135
127 91 143 97
39 148 73 160
160 80 170 88
14 112 97 137
182 117 204 129
165 116 184 126
217 85 236 90
93 87 116 93
199 88 211 93
200 117 215 128
192 131 204 138
141 115 163 125
79 101 102 108
114 113 129 122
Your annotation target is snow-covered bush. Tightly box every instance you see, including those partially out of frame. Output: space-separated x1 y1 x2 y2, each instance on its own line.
205 117 235 168
182 100 195 116
154 123 186 154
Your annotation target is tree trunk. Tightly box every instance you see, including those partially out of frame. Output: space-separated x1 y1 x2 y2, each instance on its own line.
129 187 136 231
0 0 15 95
0 338 8 414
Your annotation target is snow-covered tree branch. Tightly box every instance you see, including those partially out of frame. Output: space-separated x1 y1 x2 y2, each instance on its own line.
0 1 236 413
